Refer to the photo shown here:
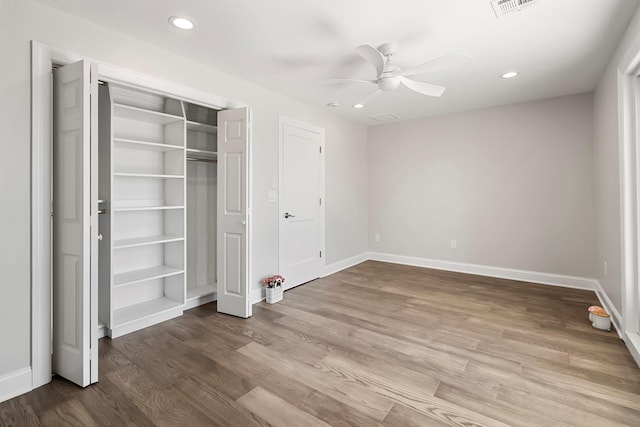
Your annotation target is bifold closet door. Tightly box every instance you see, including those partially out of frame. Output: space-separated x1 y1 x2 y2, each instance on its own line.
217 107 251 318
52 60 99 387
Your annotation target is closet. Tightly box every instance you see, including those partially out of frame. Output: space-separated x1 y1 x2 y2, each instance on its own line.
45 56 250 388
98 82 220 338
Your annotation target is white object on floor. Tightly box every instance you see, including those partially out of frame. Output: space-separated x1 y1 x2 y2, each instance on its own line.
266 286 283 304
591 312 611 331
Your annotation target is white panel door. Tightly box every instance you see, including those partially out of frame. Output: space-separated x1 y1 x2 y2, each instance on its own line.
217 107 251 317
279 119 323 290
52 60 98 387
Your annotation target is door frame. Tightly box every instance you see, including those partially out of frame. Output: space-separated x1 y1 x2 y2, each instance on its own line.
31 41 251 389
619 31 640 367
277 117 326 290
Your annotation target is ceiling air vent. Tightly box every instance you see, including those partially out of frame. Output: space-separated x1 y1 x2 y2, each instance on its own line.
491 0 541 18
369 113 400 122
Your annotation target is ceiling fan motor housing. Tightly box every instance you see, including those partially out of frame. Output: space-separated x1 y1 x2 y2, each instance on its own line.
378 42 399 57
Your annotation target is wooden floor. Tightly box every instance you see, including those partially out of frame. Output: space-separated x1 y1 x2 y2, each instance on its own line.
2 261 640 426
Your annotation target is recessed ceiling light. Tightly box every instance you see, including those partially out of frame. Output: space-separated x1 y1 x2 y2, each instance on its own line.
501 71 519 79
326 102 339 108
169 16 195 30
353 103 365 109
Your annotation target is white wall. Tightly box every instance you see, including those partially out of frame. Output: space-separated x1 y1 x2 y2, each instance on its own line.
368 93 596 278
0 0 368 385
594 7 640 314
0 1 32 386
325 125 369 264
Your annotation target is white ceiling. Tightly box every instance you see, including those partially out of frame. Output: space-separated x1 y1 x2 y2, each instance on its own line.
37 0 639 124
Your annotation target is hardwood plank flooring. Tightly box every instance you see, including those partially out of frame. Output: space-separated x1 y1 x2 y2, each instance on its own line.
2 260 640 426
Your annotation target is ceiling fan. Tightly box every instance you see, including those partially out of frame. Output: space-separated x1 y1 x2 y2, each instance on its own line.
324 42 473 105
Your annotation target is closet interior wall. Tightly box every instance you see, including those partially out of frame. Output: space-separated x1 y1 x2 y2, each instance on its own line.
185 102 219 309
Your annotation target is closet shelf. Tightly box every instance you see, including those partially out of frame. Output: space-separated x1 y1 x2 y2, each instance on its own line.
114 138 184 152
187 121 217 134
113 235 184 249
114 172 184 179
186 148 217 161
187 283 216 300
113 205 184 212
114 265 184 288
113 297 183 328
113 103 184 125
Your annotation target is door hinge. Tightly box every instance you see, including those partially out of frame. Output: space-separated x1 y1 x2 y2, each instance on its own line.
319 146 322 154
319 250 322 258
319 197 322 206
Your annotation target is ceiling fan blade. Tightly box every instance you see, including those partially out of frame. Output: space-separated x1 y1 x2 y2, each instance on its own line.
358 89 382 106
394 52 473 77
321 78 377 85
355 45 385 77
397 76 446 97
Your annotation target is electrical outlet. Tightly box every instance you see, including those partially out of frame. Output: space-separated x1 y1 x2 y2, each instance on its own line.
374 233 381 242
450 240 457 249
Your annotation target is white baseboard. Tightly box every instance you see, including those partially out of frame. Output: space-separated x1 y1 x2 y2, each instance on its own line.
594 281 623 339
184 293 217 311
97 325 107 339
323 252 368 277
251 287 265 305
593 282 640 367
367 252 598 291
624 332 640 368
0 368 32 403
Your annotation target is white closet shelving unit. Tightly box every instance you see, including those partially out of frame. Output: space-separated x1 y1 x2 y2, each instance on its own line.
98 84 221 337
99 83 187 338
185 102 219 309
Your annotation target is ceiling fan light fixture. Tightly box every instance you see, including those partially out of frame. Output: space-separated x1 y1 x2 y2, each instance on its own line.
501 71 519 79
169 16 196 30
378 77 400 91
353 103 365 109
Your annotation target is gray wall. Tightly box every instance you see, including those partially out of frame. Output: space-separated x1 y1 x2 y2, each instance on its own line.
368 93 596 277
594 7 640 313
0 0 369 379
0 1 32 380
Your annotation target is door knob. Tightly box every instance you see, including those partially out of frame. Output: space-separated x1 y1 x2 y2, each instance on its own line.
284 212 295 219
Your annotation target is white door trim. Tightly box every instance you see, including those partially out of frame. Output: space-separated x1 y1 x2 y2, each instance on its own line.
618 30 640 367
31 41 250 391
277 117 325 289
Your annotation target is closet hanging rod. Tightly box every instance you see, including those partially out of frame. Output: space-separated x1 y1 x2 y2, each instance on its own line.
186 157 217 163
